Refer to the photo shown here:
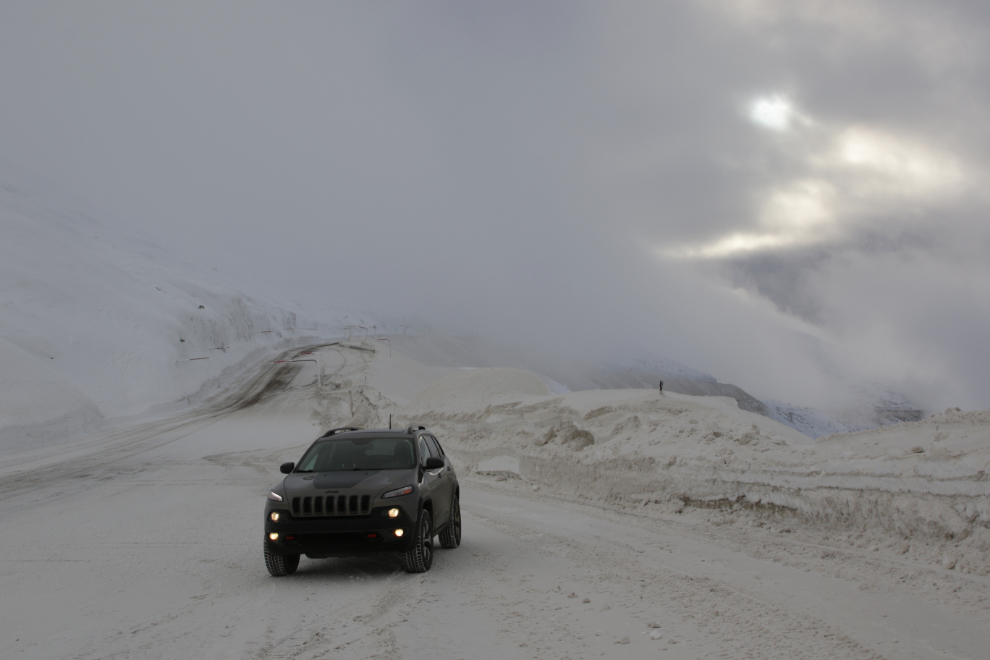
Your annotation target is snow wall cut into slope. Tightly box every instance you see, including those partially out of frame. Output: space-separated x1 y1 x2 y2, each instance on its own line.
400 370 990 574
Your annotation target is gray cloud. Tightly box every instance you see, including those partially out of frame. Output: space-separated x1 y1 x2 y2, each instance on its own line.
2 1 989 411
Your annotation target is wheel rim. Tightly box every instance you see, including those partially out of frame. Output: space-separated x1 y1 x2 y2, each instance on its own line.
421 517 432 563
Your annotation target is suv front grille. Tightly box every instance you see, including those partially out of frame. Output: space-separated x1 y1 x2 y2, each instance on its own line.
291 494 371 517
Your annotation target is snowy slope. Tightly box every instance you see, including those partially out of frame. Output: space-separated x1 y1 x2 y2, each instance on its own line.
387 333 930 437
762 399 871 438
387 333 775 418
391 363 989 572
764 388 923 439
0 169 352 448
0 165 922 451
758 332 925 438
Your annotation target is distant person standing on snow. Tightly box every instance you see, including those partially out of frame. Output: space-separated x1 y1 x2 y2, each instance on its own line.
659 380 663 392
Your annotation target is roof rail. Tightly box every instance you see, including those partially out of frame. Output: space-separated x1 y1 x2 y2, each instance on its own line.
406 425 426 435
320 427 361 438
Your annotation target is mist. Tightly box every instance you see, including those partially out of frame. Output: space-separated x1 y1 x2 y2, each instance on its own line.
2 1 989 412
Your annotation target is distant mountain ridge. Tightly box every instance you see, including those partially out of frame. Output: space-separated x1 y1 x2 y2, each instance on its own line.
763 390 923 439
603 354 717 383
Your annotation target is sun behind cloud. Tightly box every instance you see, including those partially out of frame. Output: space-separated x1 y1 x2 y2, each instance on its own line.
663 97 972 262
749 94 795 131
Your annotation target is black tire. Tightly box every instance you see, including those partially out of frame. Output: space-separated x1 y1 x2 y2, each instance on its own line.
438 494 461 549
265 544 300 577
401 509 434 573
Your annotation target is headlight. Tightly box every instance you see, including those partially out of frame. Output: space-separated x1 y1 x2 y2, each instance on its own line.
268 491 283 502
382 485 414 499
270 512 281 522
388 508 400 518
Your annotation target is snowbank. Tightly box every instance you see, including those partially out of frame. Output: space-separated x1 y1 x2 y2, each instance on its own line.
399 367 989 572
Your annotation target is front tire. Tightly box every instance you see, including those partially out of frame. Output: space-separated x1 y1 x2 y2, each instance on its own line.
401 509 434 573
438 494 461 549
265 544 300 576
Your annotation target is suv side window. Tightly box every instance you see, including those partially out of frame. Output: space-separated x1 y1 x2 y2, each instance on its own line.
430 436 446 457
418 437 431 466
425 435 442 459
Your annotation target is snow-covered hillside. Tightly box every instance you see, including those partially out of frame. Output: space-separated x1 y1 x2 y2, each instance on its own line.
757 332 926 438
762 399 865 438
5 169 769 457
0 168 354 449
0 164 925 455
386 333 780 420
764 387 924 439
392 366 989 574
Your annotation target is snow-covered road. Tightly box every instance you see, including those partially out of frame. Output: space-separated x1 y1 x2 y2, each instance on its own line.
1 344 987 659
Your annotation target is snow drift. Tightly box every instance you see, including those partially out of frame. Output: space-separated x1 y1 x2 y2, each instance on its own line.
396 366 989 574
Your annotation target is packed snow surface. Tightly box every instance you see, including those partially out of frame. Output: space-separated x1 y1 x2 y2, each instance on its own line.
2 338 987 659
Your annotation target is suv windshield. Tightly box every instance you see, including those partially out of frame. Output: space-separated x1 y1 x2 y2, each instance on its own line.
295 437 416 472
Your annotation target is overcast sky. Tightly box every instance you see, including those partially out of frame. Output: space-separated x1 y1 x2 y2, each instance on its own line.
3 1 990 412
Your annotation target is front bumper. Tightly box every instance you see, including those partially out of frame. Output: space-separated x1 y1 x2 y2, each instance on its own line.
264 505 415 557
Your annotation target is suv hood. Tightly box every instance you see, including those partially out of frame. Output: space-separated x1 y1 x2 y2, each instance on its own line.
283 470 409 496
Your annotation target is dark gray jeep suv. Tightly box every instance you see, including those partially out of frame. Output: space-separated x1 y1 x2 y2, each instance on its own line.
263 425 461 576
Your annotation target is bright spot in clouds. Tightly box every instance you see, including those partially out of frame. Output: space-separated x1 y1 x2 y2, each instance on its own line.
663 179 837 259
828 128 965 197
665 232 790 259
664 111 972 262
749 95 794 130
762 179 835 231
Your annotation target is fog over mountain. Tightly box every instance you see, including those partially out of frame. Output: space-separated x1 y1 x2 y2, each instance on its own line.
2 1 989 414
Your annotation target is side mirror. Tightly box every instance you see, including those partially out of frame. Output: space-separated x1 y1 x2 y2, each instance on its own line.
280 462 295 474
424 457 444 470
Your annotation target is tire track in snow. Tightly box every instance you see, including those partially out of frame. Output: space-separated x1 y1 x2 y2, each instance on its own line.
462 492 879 660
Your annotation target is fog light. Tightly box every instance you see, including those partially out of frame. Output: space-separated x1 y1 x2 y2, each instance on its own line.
270 512 280 522
269 532 279 541
394 529 404 537
388 508 400 518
